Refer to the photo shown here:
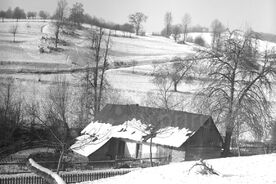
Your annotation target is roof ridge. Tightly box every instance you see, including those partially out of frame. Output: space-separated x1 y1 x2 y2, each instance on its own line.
104 103 210 117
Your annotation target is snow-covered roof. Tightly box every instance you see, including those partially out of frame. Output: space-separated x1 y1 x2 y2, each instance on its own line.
152 127 193 147
71 122 113 157
94 104 210 131
71 118 194 157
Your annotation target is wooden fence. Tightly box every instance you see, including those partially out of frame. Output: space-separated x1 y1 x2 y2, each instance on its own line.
0 169 134 184
0 156 170 174
231 142 276 156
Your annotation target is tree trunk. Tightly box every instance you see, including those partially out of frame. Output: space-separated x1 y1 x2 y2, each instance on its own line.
173 82 178 92
236 123 241 156
150 137 153 167
236 137 241 157
28 158 66 184
55 31 58 48
55 24 60 48
222 129 233 156
136 26 139 36
56 146 65 174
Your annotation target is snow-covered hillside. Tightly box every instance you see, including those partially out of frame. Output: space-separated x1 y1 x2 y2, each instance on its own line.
187 32 276 52
79 154 276 184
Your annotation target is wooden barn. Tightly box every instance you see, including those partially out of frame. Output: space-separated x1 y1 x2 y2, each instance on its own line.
71 104 223 162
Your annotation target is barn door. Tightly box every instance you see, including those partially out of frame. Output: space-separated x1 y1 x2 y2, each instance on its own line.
117 140 125 158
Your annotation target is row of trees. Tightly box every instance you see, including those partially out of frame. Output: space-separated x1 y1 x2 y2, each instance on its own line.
51 0 148 49
0 7 50 21
161 12 225 47
0 5 131 34
162 12 192 43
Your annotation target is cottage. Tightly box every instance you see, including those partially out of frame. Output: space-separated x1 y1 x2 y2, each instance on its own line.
71 104 223 162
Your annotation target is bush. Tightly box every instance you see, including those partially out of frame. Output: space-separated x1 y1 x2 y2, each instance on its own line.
194 36 205 47
28 152 60 169
39 47 44 53
186 36 194 43
140 31 146 36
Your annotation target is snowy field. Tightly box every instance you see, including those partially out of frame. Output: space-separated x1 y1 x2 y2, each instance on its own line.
79 154 276 184
187 32 276 52
1 20 276 124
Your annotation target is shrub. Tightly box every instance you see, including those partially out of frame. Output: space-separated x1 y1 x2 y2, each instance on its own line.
28 152 59 169
189 159 219 175
194 36 205 47
186 36 194 43
39 47 44 53
140 31 146 36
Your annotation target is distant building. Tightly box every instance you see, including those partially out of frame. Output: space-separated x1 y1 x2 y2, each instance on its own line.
71 104 223 162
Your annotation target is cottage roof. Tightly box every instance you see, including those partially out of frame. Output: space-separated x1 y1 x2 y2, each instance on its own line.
94 104 211 132
71 119 193 156
71 104 215 157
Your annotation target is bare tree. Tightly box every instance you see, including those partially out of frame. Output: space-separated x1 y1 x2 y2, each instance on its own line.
9 24 18 42
194 29 276 156
0 10 6 22
182 13 191 43
27 11 37 19
129 12 147 35
114 24 120 36
69 2 84 27
53 0 68 48
164 12 173 37
0 78 24 147
151 66 174 110
170 57 197 92
80 28 112 118
13 7 26 21
272 121 276 144
26 76 72 174
210 19 225 51
171 24 182 42
144 65 184 111
44 76 71 173
39 10 50 21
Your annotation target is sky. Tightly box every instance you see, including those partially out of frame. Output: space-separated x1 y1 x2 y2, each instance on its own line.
0 0 275 34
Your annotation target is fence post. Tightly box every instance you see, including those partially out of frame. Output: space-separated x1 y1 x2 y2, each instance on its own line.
168 154 172 163
114 155 118 168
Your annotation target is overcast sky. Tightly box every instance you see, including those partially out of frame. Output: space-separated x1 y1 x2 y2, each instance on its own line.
1 0 275 34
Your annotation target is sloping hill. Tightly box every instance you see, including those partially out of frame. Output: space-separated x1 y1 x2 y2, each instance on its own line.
0 21 196 70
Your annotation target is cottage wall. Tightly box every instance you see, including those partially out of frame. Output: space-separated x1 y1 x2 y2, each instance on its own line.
124 141 171 159
171 149 185 162
184 147 221 161
124 142 137 158
88 139 114 161
88 138 124 161
140 144 158 158
182 118 222 160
